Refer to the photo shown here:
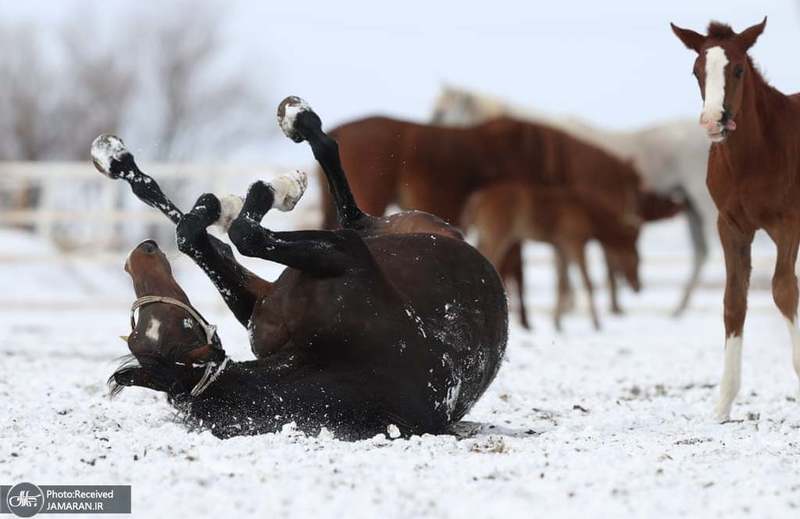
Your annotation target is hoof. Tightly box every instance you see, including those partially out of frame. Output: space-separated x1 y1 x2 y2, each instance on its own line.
277 96 312 142
270 170 308 212
91 134 129 178
214 194 244 232
713 403 731 423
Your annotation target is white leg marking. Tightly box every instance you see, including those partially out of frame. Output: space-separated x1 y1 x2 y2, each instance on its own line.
270 170 308 212
702 46 728 140
90 134 128 176
784 317 800 396
715 334 742 422
277 96 312 139
214 194 244 232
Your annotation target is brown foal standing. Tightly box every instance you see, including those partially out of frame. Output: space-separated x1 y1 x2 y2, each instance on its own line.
463 181 641 331
672 18 800 421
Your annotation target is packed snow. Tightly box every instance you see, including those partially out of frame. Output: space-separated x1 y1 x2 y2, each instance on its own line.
2 205 800 518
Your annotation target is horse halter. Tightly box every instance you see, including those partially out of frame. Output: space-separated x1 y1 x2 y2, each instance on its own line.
130 295 227 397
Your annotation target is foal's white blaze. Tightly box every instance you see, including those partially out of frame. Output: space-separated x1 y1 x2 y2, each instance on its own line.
715 334 742 422
784 318 800 395
145 318 161 342
702 46 729 135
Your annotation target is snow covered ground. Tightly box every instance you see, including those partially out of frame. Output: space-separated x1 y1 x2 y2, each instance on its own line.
2 211 800 518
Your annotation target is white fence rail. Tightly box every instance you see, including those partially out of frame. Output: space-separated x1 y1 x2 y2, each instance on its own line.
0 161 320 257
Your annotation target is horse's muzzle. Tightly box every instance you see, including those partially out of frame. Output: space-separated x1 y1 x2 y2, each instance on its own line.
700 111 736 142
138 239 159 254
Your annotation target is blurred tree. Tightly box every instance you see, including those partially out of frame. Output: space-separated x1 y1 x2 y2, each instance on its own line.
0 4 271 162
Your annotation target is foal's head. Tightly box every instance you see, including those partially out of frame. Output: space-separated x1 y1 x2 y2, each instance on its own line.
123 239 223 365
607 239 641 293
671 18 767 143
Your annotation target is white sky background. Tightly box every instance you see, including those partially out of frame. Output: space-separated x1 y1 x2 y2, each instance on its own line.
2 0 799 162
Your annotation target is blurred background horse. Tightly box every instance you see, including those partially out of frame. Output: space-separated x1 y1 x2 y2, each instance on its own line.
317 114 681 329
431 85 714 317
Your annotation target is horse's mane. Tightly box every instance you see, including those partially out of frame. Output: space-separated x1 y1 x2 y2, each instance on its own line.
707 21 736 40
107 354 141 397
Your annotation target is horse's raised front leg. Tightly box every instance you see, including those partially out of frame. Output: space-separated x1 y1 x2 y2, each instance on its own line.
90 135 271 327
767 225 800 398
229 180 365 277
715 218 754 422
176 194 273 325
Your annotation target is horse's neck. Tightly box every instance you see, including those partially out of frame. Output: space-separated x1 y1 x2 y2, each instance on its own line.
132 277 190 303
584 202 636 247
725 69 792 161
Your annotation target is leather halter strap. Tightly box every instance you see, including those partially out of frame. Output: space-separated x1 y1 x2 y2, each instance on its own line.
130 295 227 397
131 295 218 345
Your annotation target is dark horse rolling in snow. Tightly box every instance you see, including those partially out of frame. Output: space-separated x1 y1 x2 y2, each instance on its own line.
95 96 508 439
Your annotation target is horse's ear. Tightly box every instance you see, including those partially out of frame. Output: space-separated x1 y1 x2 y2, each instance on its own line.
737 17 766 50
671 23 705 52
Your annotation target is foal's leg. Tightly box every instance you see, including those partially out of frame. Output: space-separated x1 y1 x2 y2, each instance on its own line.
553 245 572 332
603 246 623 315
715 219 754 422
90 135 270 326
673 194 709 317
500 244 531 330
768 227 800 397
567 240 600 330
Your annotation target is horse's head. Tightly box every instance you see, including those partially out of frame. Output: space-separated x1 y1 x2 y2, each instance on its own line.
607 238 641 293
123 239 224 366
432 86 476 125
606 188 642 293
671 18 766 143
431 86 503 126
124 239 174 287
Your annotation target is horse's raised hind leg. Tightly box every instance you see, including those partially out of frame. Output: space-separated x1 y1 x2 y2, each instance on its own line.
90 135 272 327
768 227 800 398
278 97 370 230
715 219 754 422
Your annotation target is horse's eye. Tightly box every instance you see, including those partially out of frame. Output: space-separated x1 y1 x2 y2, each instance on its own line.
734 65 744 79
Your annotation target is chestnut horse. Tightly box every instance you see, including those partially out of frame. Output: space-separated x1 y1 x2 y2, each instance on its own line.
97 96 507 439
463 181 643 331
431 85 712 317
672 18 800 421
319 116 663 328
